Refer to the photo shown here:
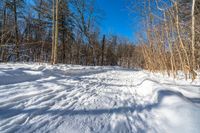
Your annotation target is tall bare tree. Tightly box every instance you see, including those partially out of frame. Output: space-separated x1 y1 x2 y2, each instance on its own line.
191 0 196 69
51 0 55 64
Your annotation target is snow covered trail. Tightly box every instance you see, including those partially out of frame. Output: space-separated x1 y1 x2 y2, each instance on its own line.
0 63 200 133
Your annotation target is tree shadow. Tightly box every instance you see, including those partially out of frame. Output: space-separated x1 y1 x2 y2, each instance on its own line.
0 68 44 85
0 66 112 85
156 89 200 104
1 89 199 119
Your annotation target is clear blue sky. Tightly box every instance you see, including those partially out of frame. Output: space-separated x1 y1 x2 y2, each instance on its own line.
27 0 140 43
96 0 140 42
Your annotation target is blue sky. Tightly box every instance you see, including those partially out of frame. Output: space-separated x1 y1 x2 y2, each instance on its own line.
96 0 140 42
27 0 140 43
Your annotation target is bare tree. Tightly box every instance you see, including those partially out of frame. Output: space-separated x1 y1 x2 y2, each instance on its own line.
13 0 20 61
191 0 196 69
72 0 101 65
51 0 55 64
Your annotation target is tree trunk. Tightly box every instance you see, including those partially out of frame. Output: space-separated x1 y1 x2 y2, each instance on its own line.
53 0 59 64
174 2 189 68
101 35 105 66
51 0 55 64
14 0 19 61
191 0 196 69
61 15 66 63
1 5 6 62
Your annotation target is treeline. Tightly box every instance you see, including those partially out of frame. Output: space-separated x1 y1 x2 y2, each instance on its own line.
0 0 143 68
0 0 200 80
131 0 200 80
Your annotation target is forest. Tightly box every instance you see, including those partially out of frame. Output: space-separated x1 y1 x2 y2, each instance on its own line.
0 0 140 67
0 0 200 79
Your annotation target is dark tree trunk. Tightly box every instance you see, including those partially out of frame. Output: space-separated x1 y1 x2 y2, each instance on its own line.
14 0 20 61
101 35 105 66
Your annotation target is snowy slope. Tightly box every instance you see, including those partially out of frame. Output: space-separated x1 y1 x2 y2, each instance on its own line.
0 63 200 133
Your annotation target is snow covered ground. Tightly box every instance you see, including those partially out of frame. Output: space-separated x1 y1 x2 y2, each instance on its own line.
0 63 200 133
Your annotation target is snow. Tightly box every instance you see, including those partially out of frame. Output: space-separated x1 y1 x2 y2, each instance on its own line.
0 63 200 133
